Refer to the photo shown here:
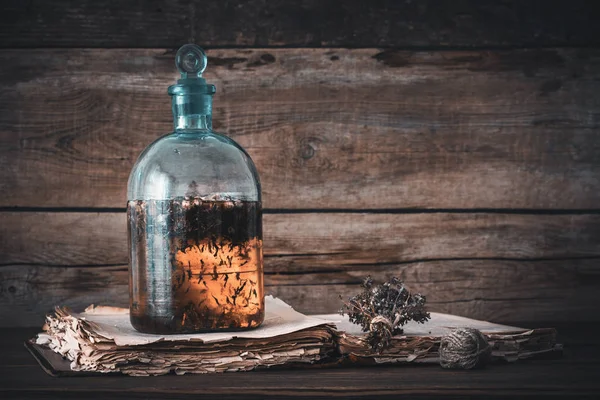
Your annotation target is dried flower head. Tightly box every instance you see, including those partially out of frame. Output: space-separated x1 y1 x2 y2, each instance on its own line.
340 276 430 352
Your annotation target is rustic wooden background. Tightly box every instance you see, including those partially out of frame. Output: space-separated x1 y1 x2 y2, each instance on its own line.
1 0 599 327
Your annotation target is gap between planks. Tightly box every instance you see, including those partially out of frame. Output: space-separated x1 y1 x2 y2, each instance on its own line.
3 207 600 215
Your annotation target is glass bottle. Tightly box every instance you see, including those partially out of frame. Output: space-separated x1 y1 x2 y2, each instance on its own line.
127 44 264 334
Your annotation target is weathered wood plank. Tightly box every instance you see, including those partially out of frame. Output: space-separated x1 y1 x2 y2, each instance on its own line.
2 212 600 266
0 265 129 327
1 259 598 327
1 0 599 48
1 211 599 325
1 48 600 209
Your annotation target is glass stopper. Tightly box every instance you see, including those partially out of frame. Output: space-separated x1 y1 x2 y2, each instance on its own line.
175 44 207 79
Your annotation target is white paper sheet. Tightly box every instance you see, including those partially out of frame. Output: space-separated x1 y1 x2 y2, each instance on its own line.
315 312 523 336
76 295 333 346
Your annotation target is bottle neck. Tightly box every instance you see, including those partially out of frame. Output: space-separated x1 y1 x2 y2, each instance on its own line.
171 94 213 131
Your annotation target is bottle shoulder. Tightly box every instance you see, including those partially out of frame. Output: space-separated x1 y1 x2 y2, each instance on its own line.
133 130 256 167
127 130 261 201
141 130 242 153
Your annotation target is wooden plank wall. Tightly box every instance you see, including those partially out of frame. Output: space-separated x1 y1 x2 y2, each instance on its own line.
1 0 599 326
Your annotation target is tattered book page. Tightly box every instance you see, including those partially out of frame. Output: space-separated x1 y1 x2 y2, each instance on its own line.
35 296 337 375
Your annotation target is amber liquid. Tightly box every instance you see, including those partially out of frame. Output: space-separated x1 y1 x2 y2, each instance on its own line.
127 198 264 334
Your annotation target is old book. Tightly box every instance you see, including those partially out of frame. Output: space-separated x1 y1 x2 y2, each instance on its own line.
35 296 337 376
33 298 560 376
326 312 561 364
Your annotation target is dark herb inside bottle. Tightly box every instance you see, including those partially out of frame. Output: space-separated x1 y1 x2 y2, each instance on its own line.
128 198 264 334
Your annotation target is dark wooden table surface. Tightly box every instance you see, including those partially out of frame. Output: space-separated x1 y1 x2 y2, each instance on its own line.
1 324 599 399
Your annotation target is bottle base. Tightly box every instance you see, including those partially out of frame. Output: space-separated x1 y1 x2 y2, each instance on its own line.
130 311 265 335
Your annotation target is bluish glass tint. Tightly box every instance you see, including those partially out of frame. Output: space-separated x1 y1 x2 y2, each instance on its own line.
127 44 263 334
128 45 261 203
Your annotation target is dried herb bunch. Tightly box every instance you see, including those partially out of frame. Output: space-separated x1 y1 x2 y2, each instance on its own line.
340 276 430 352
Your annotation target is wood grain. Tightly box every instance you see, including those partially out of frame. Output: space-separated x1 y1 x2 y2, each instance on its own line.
1 48 600 209
1 211 599 325
268 258 600 320
0 0 597 348
1 259 598 327
3 212 600 266
1 0 599 48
